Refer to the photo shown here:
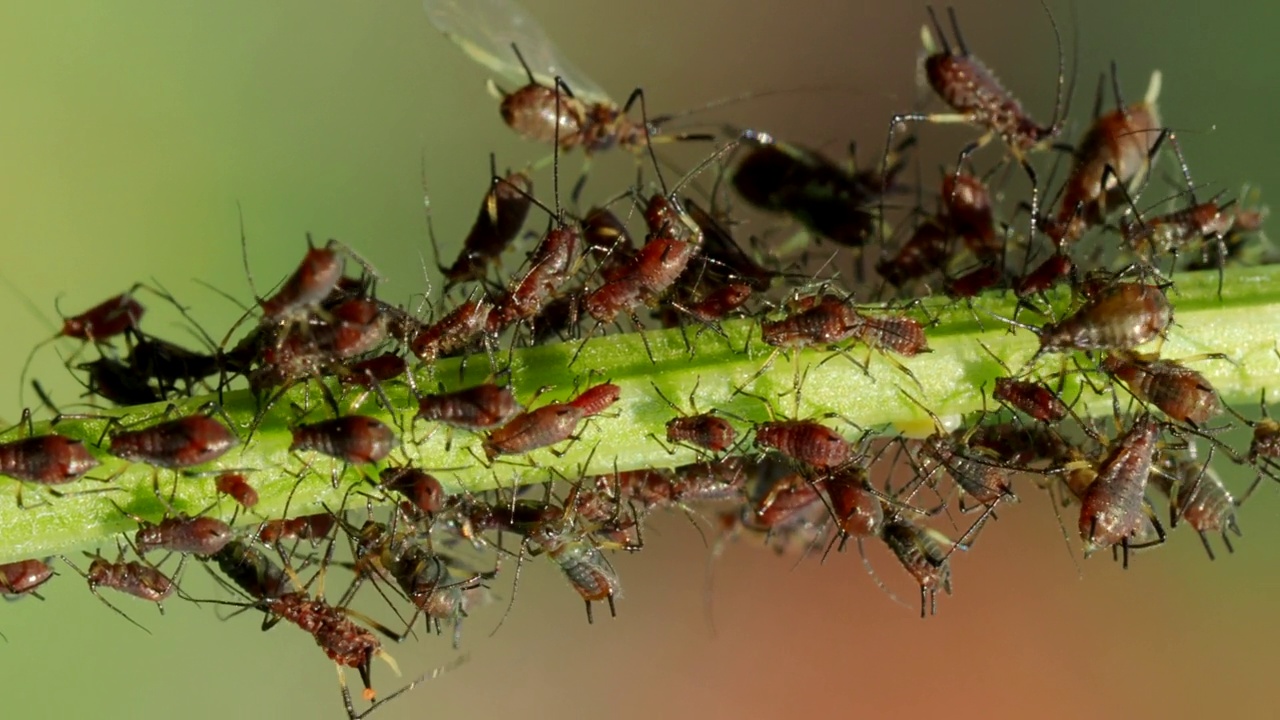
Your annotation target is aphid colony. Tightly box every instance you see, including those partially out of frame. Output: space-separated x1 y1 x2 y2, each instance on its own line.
3 1 1278 718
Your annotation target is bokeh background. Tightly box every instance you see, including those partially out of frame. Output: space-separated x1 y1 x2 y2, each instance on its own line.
2 1 1277 718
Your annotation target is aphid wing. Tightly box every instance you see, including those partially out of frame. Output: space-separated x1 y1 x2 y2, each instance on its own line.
424 0 614 106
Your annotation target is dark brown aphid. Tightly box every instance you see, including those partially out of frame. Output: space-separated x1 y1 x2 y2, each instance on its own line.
1100 351 1222 427
1078 415 1164 565
941 170 1000 261
876 218 951 287
880 518 955 618
821 466 885 553
665 414 737 455
127 333 221 398
753 420 854 471
442 171 534 285
416 383 522 430
289 415 398 465
109 415 238 469
211 539 289 601
676 283 754 326
945 262 1003 298
1030 281 1172 362
1151 447 1239 560
380 466 445 515
259 240 345 321
1045 70 1163 246
850 311 931 358
0 558 54 596
214 472 259 509
76 355 164 406
0 433 100 485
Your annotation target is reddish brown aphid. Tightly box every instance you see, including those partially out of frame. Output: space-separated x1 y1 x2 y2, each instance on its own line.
341 353 407 389
133 515 235 556
821 466 885 553
754 420 854 471
483 404 584 459
443 171 534 285
0 558 54 596
741 471 824 532
880 518 955 618
61 293 146 341
1078 415 1164 565
583 206 636 283
1101 351 1222 427
1046 70 1163 246
941 171 1000 261
666 415 737 454
567 382 621 417
680 283 754 325
850 312 931 357
259 240 345 321
261 591 389 705
0 433 99 485
380 466 445 515
1031 281 1172 361
1015 252 1074 297
917 433 1018 511
761 294 861 348
487 224 581 333
993 377 1069 423
109 415 238 469
258 513 337 546
416 383 522 430
289 415 398 465
876 219 951 287
1151 448 1239 560
411 299 492 363
585 238 697 324
214 472 259 509
944 262 1003 298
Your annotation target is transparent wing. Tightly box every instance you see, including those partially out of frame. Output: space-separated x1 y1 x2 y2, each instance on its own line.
424 0 614 106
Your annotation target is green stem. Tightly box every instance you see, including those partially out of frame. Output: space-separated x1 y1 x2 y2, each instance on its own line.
3 266 1278 564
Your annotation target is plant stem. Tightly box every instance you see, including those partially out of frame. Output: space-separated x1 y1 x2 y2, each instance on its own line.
2 266 1278 564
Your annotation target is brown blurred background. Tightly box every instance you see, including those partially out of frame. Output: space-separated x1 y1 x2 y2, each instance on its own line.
0 1 1276 718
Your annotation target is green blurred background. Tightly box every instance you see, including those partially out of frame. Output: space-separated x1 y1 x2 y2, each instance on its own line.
1 1 1277 718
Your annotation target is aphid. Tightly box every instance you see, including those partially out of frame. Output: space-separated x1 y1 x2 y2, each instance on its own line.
978 341 1070 423
259 239 346 322
380 466 445 515
62 551 175 632
20 290 148 402
584 220 699 324
566 382 621 417
888 4 1066 230
482 383 619 458
257 513 337 547
76 355 164 406
944 261 1003 298
211 539 289 601
483 403 583 459
876 218 951 287
941 170 1000 261
583 206 636 283
761 293 862 348
289 415 398 465
1015 252 1074 298
486 222 581 334
1227 389 1280 502
1045 69 1164 246
340 353 408 390
0 558 54 597
521 493 623 623
426 0 660 154
880 518 955 618
675 282 754 327
125 510 235 557
681 199 777 292
753 420 854 471
1151 447 1239 560
821 465 885 553
411 299 493 364
1025 281 1173 363
850 310 931 358
214 472 259 509
416 383 523 430
440 169 535 285
0 431 100 486
1077 415 1165 566
1100 350 1223 427
651 381 737 454
126 332 221 398
108 415 238 469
